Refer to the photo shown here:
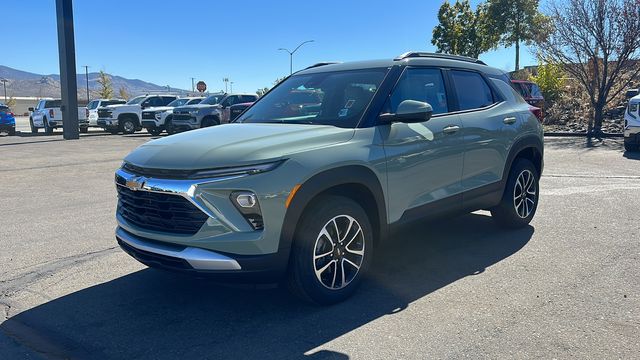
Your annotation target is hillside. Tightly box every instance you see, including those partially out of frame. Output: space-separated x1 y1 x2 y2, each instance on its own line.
0 65 185 99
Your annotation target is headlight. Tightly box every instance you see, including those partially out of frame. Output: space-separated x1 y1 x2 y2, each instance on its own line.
155 112 162 120
189 160 285 179
189 109 199 115
629 103 638 112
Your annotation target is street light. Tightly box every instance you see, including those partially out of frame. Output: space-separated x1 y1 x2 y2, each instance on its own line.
82 65 90 103
278 40 314 75
0 78 7 103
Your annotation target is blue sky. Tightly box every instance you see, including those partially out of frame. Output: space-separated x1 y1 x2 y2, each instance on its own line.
3 0 537 93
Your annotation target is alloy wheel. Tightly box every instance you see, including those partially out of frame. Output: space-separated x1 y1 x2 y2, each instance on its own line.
123 121 135 133
313 215 365 290
513 169 536 219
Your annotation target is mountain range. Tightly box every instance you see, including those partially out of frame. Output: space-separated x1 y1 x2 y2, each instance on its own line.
0 65 186 100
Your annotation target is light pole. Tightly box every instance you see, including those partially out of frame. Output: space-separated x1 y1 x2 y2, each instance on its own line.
230 81 234 93
223 78 229 93
0 78 7 103
191 77 196 92
278 40 314 75
82 65 90 103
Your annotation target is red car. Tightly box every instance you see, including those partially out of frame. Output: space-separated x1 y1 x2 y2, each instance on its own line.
511 80 544 121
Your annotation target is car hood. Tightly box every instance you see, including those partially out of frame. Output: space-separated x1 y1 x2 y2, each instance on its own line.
143 106 172 112
174 104 220 111
105 104 139 112
124 123 355 170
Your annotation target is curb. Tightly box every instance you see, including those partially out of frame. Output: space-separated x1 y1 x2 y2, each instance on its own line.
544 132 623 138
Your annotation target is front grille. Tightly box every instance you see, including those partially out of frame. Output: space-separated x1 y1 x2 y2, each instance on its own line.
122 162 198 179
98 109 112 118
142 112 156 120
172 113 193 121
117 185 209 235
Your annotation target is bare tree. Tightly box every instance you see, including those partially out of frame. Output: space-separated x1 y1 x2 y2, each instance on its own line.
537 0 640 136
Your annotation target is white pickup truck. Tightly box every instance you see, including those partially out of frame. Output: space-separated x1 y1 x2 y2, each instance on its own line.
97 94 177 134
29 99 89 134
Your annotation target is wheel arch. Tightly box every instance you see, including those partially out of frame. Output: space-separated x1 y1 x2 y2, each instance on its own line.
503 135 544 182
118 113 140 125
279 165 388 256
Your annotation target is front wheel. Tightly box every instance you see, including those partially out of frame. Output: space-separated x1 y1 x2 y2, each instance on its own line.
491 158 539 228
43 117 53 134
120 118 136 134
29 118 38 133
287 196 373 305
80 126 89 134
201 117 219 128
624 141 639 152
146 128 162 136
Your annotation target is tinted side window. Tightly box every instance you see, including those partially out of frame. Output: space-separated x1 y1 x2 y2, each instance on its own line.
162 96 176 105
223 96 239 107
45 100 62 108
450 70 494 111
385 67 449 115
240 95 257 103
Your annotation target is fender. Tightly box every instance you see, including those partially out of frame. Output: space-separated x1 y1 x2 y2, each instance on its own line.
502 135 544 183
278 165 388 254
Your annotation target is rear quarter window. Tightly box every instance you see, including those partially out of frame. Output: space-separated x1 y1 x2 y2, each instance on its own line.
450 70 495 111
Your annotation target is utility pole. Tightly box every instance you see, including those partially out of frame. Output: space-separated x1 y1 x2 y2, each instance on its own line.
191 77 196 92
222 78 229 93
0 78 7 102
55 0 79 140
82 65 90 103
278 40 314 75
230 81 234 93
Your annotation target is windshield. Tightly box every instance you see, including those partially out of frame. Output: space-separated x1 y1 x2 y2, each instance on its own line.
237 69 386 127
200 95 224 105
87 100 99 110
126 96 146 105
167 98 189 107
187 98 204 104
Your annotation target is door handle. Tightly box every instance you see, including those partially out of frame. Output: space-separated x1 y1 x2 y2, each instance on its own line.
503 116 517 125
443 125 460 134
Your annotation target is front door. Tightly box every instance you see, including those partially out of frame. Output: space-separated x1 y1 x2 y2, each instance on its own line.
380 67 464 223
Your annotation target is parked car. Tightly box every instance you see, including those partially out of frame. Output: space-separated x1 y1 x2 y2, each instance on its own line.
624 94 640 152
114 52 544 304
141 97 204 136
228 102 254 122
97 95 177 134
171 93 258 132
86 99 126 128
511 80 544 121
0 103 16 136
28 99 88 134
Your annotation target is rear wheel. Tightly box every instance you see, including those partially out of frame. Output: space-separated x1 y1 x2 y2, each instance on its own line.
108 128 119 135
624 141 639 152
165 116 175 135
80 126 89 134
287 196 373 305
147 127 162 136
8 127 16 136
29 118 38 133
491 158 539 228
43 117 53 134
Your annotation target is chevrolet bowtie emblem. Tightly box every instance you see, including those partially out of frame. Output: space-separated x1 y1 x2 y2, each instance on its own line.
125 176 146 191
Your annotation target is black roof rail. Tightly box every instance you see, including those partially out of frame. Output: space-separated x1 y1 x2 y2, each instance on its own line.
394 52 486 65
304 61 342 70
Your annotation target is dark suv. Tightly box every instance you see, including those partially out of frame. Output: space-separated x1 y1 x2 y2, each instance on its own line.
115 52 544 304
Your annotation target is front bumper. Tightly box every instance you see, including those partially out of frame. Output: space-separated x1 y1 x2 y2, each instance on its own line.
624 126 640 144
0 123 15 132
98 118 118 127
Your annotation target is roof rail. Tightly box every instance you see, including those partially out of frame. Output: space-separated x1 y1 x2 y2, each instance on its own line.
394 52 486 65
304 61 342 70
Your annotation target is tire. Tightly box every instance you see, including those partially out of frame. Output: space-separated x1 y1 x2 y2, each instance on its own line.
120 116 137 134
624 141 639 152
108 128 120 135
201 116 219 128
29 118 38 133
43 117 53 134
287 195 373 305
80 126 89 134
147 127 162 136
8 127 16 136
165 116 175 135
491 158 539 228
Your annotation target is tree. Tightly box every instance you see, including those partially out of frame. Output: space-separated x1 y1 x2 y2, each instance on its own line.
96 70 114 99
256 87 270 97
118 86 129 100
529 60 565 104
431 1 497 58
486 0 548 70
6 96 16 108
537 0 640 136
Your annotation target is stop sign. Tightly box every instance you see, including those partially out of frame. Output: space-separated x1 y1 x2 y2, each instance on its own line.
196 81 207 93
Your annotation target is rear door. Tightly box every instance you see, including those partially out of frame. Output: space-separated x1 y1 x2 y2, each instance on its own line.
220 95 240 123
452 70 518 195
381 67 464 222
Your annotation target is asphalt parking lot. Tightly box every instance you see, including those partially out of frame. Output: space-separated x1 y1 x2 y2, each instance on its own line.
1 117 639 359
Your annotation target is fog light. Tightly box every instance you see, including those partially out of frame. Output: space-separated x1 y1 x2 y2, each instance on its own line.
230 191 263 230
236 193 257 208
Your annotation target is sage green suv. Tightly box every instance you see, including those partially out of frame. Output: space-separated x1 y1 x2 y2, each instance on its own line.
115 52 544 304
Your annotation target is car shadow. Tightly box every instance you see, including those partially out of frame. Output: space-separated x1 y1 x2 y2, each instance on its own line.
1 213 533 359
623 151 640 160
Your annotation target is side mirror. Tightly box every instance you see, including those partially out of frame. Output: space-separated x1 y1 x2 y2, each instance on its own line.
28 107 34 111
379 100 433 124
